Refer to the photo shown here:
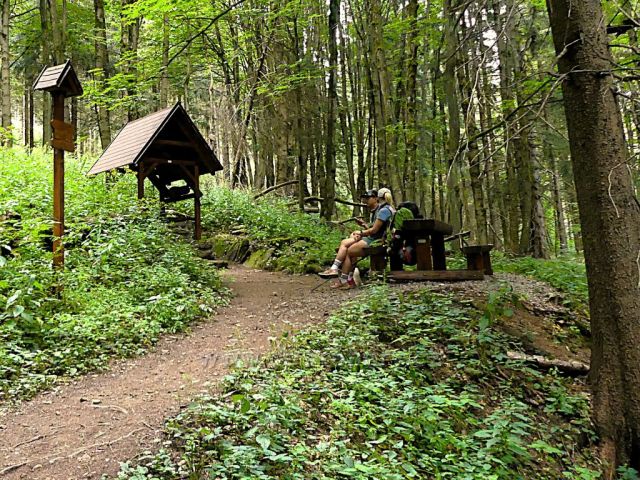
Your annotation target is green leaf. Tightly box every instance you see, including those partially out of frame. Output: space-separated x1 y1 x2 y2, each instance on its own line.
256 434 271 451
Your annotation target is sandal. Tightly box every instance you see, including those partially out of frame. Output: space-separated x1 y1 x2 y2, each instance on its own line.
318 268 340 278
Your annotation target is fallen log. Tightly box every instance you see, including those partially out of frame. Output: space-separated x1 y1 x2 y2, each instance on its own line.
506 351 589 376
330 216 363 226
254 180 299 199
304 196 367 208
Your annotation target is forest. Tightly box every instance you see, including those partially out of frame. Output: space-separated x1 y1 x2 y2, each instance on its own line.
0 0 640 478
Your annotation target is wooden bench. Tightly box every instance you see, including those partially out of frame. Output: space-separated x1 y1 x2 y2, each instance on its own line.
462 244 494 275
362 245 387 273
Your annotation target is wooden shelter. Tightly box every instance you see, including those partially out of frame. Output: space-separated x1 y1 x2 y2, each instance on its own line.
88 103 222 239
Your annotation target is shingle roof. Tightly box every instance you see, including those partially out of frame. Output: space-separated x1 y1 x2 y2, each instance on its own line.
33 60 83 98
88 107 173 175
87 103 222 176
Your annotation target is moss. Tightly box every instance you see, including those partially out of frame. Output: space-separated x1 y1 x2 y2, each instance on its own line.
245 248 274 269
204 234 252 263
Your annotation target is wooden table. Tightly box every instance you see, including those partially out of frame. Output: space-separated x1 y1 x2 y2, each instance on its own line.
400 219 453 271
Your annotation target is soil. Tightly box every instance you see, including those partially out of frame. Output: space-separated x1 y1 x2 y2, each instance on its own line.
0 266 357 479
0 267 589 479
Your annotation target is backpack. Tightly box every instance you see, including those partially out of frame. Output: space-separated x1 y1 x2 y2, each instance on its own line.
388 206 418 268
397 201 422 219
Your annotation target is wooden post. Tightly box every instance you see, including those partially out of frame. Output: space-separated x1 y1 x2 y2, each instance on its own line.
52 93 65 268
137 165 145 199
194 164 201 240
415 236 433 271
431 233 447 270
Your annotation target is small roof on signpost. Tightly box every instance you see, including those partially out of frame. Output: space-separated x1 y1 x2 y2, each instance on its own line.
33 60 83 98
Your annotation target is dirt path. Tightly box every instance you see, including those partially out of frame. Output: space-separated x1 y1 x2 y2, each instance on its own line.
0 266 353 479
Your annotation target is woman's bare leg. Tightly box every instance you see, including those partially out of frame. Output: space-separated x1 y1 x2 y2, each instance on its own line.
342 240 368 274
321 237 358 277
336 237 357 263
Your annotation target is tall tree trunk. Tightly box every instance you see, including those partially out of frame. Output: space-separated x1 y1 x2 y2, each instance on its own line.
0 0 10 145
338 23 356 203
159 13 170 108
443 0 462 237
403 0 419 201
530 143 549 259
547 0 640 474
121 0 141 121
493 0 520 252
322 0 339 219
94 0 112 150
49 0 63 63
458 20 488 244
549 150 568 254
40 0 52 145
366 0 391 187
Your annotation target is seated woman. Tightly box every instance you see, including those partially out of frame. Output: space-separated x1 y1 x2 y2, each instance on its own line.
319 188 395 288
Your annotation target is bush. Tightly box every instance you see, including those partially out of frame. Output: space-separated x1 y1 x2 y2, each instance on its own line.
0 148 227 401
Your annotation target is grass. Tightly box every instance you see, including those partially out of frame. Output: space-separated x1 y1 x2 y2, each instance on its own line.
0 147 227 401
116 287 602 480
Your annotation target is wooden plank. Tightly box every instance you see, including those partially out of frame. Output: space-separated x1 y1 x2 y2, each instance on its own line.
402 219 454 235
51 119 75 152
144 156 197 166
155 139 197 148
388 270 485 282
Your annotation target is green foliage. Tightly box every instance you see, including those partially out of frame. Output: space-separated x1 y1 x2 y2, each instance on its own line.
0 148 227 401
492 253 588 314
116 288 599 479
197 188 344 273
447 252 587 315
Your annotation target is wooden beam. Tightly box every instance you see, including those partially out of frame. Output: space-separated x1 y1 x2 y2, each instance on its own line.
388 270 485 282
137 168 145 199
194 165 201 240
52 93 65 269
415 238 433 271
177 163 197 187
431 233 447 270
154 139 197 148
143 156 197 166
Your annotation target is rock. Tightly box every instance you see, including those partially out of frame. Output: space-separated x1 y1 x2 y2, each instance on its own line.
197 249 215 260
245 248 274 269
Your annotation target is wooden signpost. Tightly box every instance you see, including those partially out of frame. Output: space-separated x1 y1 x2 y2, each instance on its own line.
51 119 75 153
33 60 83 268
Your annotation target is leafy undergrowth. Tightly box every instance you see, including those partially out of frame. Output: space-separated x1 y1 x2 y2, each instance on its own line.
0 148 227 402
117 287 601 480
491 254 588 314
198 187 344 273
449 252 588 315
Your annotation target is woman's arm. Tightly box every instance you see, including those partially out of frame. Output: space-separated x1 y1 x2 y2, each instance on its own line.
361 219 385 237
